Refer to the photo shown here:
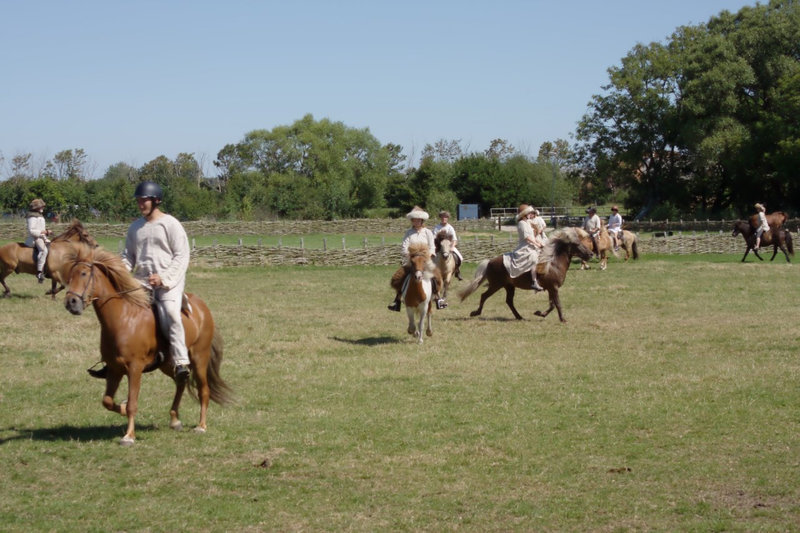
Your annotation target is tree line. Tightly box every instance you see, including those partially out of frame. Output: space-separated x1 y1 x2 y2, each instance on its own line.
1 0 797 222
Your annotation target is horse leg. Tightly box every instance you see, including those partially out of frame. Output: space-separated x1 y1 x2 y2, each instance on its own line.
417 308 426 344
534 288 556 319
0 276 9 298
169 380 187 431
101 372 124 416
191 356 210 433
600 253 607 271
120 367 144 446
406 306 416 335
504 286 523 320
552 289 566 322
425 303 433 337
470 284 501 317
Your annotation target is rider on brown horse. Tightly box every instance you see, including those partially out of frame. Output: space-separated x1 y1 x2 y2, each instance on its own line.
388 206 446 312
25 198 53 283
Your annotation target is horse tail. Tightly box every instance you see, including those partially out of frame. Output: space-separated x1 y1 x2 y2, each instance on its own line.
631 235 639 260
206 326 234 405
459 259 489 301
786 231 794 256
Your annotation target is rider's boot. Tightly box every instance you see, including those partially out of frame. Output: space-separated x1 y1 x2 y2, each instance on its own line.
387 295 401 312
531 271 544 292
37 271 44 283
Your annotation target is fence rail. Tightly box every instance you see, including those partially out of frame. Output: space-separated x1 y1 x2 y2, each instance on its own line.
1 220 793 267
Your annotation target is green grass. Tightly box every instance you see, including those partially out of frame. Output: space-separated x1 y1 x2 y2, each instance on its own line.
1 253 799 531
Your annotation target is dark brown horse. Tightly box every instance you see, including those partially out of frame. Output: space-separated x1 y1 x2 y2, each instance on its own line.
732 220 794 262
0 219 97 298
460 227 593 322
62 242 232 445
403 242 434 343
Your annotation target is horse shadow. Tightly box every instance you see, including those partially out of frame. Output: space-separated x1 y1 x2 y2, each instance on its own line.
0 423 158 445
331 335 401 346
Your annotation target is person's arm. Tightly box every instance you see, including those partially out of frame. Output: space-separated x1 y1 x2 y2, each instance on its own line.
159 218 191 290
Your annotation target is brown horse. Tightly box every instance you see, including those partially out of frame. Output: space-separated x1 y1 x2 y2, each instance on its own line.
618 229 640 261
0 219 97 298
434 230 456 299
403 242 434 343
749 211 787 231
581 225 617 270
62 242 232 445
732 220 794 262
459 227 593 321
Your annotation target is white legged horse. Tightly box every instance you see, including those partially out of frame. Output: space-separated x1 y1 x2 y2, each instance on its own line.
403 243 434 343
434 230 456 299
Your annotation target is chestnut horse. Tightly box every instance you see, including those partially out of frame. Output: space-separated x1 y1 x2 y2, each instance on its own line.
749 211 787 231
581 225 617 270
732 220 794 263
618 230 639 261
62 242 232 445
0 219 97 298
403 242 434 343
460 227 593 322
434 230 456 299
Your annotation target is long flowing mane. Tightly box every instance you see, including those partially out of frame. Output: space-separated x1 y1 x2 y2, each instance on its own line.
434 229 451 252
51 219 98 247
539 228 585 265
67 242 150 307
408 242 430 257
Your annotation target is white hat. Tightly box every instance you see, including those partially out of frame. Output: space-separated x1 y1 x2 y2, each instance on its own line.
406 206 429 220
516 204 534 221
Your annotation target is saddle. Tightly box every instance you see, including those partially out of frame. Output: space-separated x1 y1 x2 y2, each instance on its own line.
87 294 193 379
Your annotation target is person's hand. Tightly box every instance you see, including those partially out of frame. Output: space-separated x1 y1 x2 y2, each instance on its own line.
148 273 163 287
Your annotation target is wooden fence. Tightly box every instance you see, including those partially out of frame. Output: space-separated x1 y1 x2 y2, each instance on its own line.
0 220 792 268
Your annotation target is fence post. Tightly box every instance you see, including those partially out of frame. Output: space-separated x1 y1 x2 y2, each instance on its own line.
323 238 327 252
342 237 346 250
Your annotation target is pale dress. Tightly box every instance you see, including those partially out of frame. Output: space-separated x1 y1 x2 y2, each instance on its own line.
503 220 540 278
25 212 49 272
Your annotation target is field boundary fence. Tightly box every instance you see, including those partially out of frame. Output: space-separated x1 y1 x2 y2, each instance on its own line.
2 219 797 267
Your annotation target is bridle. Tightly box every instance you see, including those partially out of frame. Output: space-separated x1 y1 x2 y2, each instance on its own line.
65 261 98 308
65 260 144 308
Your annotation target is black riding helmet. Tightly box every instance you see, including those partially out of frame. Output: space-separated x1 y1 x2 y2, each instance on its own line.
134 181 163 201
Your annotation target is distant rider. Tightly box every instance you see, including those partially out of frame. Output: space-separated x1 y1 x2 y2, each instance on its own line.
433 210 463 281
607 206 622 251
25 198 53 283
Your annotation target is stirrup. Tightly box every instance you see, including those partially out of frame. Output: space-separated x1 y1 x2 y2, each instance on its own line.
87 362 108 379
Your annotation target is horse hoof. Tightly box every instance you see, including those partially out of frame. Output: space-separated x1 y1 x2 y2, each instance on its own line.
426 330 433 337
407 328 416 335
170 421 183 432
193 426 207 434
119 435 135 446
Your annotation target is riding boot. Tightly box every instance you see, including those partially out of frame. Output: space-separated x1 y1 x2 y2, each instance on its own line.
87 362 108 379
454 257 463 280
531 271 544 292
37 271 44 283
387 295 401 312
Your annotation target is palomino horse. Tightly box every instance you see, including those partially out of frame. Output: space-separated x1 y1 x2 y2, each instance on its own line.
434 229 456 299
732 220 794 263
0 219 97 298
618 230 639 261
581 225 617 270
403 242 434 343
62 242 232 445
460 227 593 322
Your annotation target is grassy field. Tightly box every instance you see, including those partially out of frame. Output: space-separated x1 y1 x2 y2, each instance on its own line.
1 253 799 531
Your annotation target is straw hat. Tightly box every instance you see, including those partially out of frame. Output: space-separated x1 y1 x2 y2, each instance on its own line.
29 198 46 210
438 210 451 219
516 204 534 221
406 206 429 220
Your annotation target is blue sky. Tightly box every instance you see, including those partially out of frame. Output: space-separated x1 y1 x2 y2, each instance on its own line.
0 0 757 178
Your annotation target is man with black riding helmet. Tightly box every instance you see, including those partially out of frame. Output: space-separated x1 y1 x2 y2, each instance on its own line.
90 181 191 383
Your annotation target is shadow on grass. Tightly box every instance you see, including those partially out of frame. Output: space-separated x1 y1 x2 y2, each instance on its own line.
1 292 41 300
0 423 158 444
331 335 401 346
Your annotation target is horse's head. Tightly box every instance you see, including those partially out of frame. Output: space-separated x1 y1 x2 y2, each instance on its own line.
63 242 148 315
571 228 595 260
732 221 748 237
434 230 452 257
52 220 98 247
407 242 433 281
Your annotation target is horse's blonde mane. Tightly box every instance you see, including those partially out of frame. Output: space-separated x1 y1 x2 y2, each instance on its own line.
51 220 98 247
408 242 430 257
67 242 150 307
538 228 586 275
